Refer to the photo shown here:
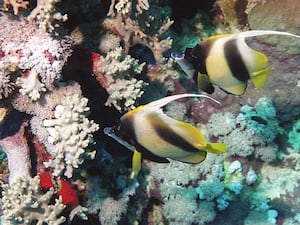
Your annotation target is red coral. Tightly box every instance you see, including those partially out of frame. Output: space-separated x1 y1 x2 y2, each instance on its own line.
90 52 101 75
58 178 79 208
38 172 79 208
89 52 110 88
39 172 54 190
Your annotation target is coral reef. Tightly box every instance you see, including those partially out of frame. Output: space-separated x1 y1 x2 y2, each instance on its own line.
207 97 280 162
0 0 300 224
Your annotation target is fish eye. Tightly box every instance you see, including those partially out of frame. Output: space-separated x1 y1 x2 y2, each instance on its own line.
171 52 184 60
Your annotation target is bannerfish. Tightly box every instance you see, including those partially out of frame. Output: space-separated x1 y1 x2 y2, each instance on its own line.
104 94 226 178
174 30 300 95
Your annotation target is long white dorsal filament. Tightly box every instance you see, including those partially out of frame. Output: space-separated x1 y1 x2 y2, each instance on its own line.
146 93 221 109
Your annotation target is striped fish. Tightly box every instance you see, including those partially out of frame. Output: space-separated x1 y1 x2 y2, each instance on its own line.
181 30 300 95
106 94 226 178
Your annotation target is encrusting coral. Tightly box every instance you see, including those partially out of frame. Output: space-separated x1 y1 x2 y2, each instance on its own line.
207 97 280 163
0 15 72 99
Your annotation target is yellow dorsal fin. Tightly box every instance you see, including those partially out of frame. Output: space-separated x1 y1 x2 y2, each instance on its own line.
204 143 226 154
251 65 273 88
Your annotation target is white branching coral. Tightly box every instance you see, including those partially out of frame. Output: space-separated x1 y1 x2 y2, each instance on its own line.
43 93 99 178
27 0 68 33
16 69 46 101
1 176 66 225
105 78 146 111
99 47 147 111
100 47 145 78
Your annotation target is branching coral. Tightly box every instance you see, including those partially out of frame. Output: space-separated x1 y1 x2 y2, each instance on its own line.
43 92 99 178
1 176 66 225
16 69 46 101
2 0 68 32
94 47 147 111
1 0 29 15
0 72 15 100
27 0 68 33
104 0 173 62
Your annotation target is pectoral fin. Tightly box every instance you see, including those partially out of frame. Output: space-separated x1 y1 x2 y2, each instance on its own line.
251 65 272 88
197 72 215 94
130 149 142 179
204 143 226 154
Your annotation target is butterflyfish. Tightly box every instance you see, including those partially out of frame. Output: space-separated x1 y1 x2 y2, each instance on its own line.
176 30 300 95
104 94 226 178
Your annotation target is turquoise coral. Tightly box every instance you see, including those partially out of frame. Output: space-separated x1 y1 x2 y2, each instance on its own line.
288 119 300 150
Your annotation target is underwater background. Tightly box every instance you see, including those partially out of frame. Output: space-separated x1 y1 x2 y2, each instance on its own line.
0 0 300 224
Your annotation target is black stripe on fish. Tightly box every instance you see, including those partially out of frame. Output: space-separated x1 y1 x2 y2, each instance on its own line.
151 120 200 153
119 116 138 146
119 115 170 162
185 40 214 75
224 39 250 82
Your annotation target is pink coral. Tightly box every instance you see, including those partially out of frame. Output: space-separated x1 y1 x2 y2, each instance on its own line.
0 118 31 183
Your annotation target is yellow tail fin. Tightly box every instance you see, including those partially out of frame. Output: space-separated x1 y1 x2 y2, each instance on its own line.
205 143 227 154
251 65 273 88
250 49 269 70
